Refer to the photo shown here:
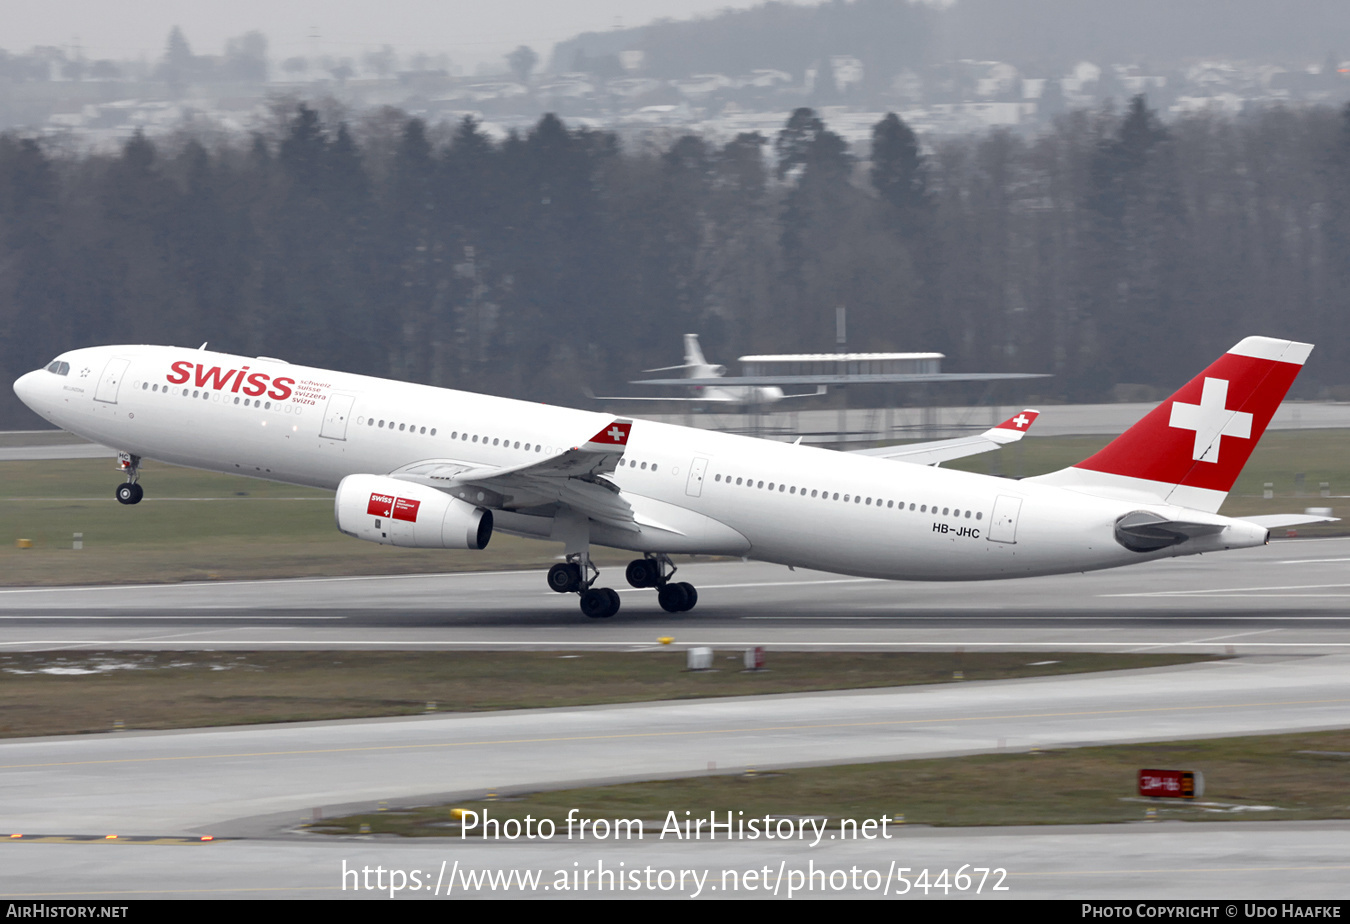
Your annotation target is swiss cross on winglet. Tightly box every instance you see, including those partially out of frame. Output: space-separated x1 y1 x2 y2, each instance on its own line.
581 419 633 450
999 410 1039 431
980 409 1040 447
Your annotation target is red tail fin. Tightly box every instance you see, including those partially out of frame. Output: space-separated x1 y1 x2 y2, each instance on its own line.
1032 337 1311 512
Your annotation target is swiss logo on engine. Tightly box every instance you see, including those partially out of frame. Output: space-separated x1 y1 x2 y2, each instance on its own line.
367 492 420 522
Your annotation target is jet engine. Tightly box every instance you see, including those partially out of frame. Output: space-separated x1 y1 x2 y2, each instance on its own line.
335 474 492 550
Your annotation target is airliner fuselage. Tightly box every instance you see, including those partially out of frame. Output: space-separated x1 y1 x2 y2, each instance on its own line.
14 340 1300 616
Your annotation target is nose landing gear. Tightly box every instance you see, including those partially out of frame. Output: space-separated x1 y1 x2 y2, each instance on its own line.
115 452 143 505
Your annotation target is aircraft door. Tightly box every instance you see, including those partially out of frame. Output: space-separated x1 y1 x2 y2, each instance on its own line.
685 456 709 497
320 393 356 440
94 358 130 404
986 495 1023 544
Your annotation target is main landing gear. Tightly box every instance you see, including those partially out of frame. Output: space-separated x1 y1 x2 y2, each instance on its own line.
114 452 143 505
547 557 621 619
545 552 699 618
546 513 699 619
625 553 698 613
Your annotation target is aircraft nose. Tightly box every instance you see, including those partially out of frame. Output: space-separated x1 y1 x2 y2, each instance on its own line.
13 370 41 410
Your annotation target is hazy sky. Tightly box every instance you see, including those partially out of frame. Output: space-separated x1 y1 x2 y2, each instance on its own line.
1 1 790 68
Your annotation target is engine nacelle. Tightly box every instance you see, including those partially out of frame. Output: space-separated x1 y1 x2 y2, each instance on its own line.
335 474 492 550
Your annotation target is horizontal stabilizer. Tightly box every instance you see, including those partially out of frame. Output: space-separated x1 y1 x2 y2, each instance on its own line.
1239 513 1340 528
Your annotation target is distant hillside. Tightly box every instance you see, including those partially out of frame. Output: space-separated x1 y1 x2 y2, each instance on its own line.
551 0 1350 82
938 0 1350 70
549 0 938 82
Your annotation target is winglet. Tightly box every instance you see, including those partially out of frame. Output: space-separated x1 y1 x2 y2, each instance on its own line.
984 409 1039 445
578 419 633 452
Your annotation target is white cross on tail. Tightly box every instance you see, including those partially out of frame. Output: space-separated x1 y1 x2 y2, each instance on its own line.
1168 377 1252 463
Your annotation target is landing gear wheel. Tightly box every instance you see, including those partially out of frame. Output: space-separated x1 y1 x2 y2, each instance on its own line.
115 483 143 505
547 563 582 593
675 582 697 612
625 558 659 588
581 587 620 619
658 582 690 613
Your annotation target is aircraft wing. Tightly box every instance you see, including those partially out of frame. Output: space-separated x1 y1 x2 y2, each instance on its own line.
388 419 642 531
850 410 1040 466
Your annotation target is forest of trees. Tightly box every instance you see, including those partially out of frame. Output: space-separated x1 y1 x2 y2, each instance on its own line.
2 96 1350 426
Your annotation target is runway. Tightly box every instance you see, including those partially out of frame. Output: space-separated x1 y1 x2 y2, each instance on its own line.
1 652 1349 899
1 546 1348 899
1 538 1349 654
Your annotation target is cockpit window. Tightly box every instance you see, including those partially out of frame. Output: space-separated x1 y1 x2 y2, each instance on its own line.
45 361 70 376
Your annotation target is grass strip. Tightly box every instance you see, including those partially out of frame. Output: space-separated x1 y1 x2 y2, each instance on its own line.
312 728 1350 836
0 650 1214 738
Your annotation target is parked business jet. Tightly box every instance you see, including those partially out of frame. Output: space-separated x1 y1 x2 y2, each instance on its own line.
590 333 821 406
12 337 1323 618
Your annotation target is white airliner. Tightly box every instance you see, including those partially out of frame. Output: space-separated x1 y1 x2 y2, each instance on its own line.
12 336 1325 618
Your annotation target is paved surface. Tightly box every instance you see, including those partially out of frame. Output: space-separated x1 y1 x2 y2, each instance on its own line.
1 540 1349 654
0 652 1347 898
1 547 1348 899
